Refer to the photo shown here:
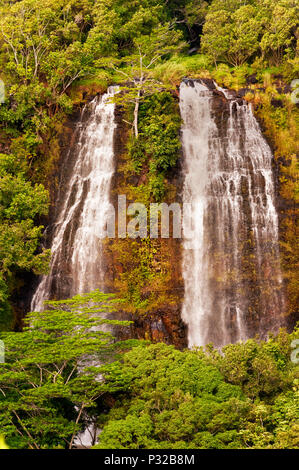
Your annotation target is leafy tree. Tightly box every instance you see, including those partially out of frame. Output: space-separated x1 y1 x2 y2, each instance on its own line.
0 0 98 93
94 329 299 449
164 0 210 44
94 342 249 449
108 23 184 137
259 0 298 65
0 153 49 325
0 290 134 449
201 1 261 66
201 0 298 67
208 329 295 399
128 92 181 201
200 8 231 66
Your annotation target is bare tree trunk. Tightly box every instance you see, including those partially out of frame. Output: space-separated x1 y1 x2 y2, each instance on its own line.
133 89 140 139
69 403 85 449
12 410 39 449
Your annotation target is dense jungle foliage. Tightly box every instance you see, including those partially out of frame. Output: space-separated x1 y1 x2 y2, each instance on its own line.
0 292 298 449
0 0 298 450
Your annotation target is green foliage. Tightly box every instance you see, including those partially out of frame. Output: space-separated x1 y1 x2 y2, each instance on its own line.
110 236 176 314
0 290 134 449
95 330 299 449
211 63 253 89
0 0 298 451
0 152 50 325
201 0 298 67
259 0 298 66
87 0 201 61
210 330 294 400
129 92 181 201
1 306 297 449
152 54 212 85
0 0 97 89
141 93 181 172
148 174 165 202
109 22 184 138
95 343 247 449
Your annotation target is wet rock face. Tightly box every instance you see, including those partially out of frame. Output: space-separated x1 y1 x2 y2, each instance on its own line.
35 103 94 301
28 90 121 313
116 306 187 349
107 104 187 349
24 93 187 348
23 82 288 348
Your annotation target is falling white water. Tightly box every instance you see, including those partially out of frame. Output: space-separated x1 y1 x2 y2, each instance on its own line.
180 80 284 348
31 87 118 311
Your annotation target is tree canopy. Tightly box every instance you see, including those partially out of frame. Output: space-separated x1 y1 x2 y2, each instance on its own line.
95 330 299 449
0 290 134 449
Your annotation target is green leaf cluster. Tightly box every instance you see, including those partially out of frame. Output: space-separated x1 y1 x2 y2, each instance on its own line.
0 152 49 327
129 92 181 201
201 0 298 67
0 290 133 448
95 328 299 449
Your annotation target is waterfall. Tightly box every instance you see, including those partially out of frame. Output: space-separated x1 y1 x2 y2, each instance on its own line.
30 87 118 447
31 87 118 311
180 80 284 348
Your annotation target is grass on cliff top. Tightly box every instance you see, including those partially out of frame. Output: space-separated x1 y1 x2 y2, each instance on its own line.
151 54 298 91
151 54 213 86
68 53 298 102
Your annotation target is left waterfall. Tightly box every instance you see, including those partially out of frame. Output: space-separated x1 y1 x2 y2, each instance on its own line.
31 87 118 311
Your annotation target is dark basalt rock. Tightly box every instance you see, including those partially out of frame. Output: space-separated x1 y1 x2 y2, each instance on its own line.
236 88 252 98
182 78 195 87
246 74 258 85
212 88 227 99
199 78 216 90
271 98 283 108
182 78 217 91
122 305 187 349
284 84 292 94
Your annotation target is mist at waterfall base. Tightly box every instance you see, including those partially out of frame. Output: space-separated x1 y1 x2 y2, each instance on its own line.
180 80 285 349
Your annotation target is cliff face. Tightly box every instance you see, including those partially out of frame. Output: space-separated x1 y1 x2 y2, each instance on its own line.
179 78 287 348
210 78 297 336
22 80 296 346
106 104 187 349
20 93 187 348
248 86 299 331
103 80 290 347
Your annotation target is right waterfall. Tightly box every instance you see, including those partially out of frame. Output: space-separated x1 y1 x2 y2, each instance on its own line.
180 80 285 348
